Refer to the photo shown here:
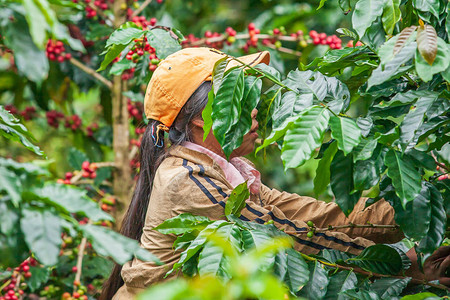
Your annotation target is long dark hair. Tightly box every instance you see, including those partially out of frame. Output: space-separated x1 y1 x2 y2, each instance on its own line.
100 82 211 299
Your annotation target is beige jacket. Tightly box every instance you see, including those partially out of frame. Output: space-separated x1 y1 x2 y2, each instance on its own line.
113 146 401 299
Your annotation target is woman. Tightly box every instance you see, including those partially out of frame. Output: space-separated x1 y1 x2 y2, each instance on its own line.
101 48 450 299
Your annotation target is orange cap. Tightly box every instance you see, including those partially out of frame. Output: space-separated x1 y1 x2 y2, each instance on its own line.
144 47 270 128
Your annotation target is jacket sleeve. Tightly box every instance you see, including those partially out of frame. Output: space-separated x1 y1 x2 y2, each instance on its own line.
169 161 400 255
259 184 403 246
239 195 375 255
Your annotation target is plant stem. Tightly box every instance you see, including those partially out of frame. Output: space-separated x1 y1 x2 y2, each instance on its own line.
0 279 11 293
69 58 113 89
128 144 138 160
96 162 117 168
188 33 302 47
210 49 296 93
316 223 400 232
112 0 132 229
87 3 113 25
131 0 153 17
403 74 419 87
264 43 302 56
73 237 88 291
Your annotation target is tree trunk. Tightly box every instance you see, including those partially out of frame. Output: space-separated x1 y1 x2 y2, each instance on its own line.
112 0 131 228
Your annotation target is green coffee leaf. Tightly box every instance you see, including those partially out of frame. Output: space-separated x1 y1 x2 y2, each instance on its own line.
329 116 362 155
225 182 250 217
314 141 338 196
272 91 313 130
347 244 402 274
211 68 245 157
212 57 229 95
384 149 422 208
400 292 440 300
368 42 417 88
33 183 113 222
353 138 378 162
417 183 446 255
21 208 62 266
222 77 261 156
285 248 309 292
331 150 360 216
281 106 330 169
146 28 182 59
242 230 272 251
198 225 241 276
0 166 21 206
81 224 161 265
298 261 329 299
352 0 386 38
324 270 357 300
27 266 51 292
171 221 228 274
371 276 411 299
382 0 401 35
399 92 438 149
105 27 145 47
393 182 430 241
412 0 440 19
154 213 212 235
202 90 214 141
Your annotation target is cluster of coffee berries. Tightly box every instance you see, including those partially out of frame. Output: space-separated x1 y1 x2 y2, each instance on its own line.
73 0 111 19
62 282 88 300
121 67 135 80
204 31 224 49
86 122 99 137
289 30 309 48
119 35 160 75
270 26 287 36
346 40 364 47
81 161 98 179
306 221 315 238
130 16 157 29
78 217 90 225
46 40 71 62
181 34 201 47
225 27 237 45
39 284 61 298
5 105 38 121
309 31 342 49
57 172 74 185
127 99 143 121
46 110 65 128
0 259 37 300
20 106 37 121
65 115 82 131
101 196 116 212
243 23 261 52
4 104 18 115
60 235 73 251
130 157 140 171
125 37 156 61
130 137 142 148
135 126 146 135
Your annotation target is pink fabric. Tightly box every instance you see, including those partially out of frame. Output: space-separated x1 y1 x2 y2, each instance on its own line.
183 142 261 194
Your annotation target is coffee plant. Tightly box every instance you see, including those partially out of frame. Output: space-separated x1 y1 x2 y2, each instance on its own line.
0 0 449 298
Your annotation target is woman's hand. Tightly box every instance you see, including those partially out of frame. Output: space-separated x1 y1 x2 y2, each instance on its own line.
423 246 450 286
